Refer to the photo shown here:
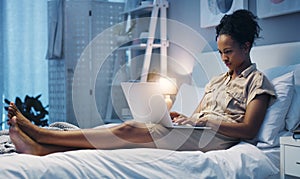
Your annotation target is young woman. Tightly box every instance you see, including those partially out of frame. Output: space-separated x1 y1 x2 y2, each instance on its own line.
7 9 276 156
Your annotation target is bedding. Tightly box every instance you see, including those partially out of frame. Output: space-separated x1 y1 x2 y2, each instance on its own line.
0 123 280 178
0 141 278 178
256 64 300 149
262 64 300 131
0 42 300 178
256 71 294 148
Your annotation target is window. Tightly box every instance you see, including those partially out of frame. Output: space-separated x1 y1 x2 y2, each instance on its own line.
1 0 48 129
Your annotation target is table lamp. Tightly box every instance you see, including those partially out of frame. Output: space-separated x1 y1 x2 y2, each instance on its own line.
159 77 177 111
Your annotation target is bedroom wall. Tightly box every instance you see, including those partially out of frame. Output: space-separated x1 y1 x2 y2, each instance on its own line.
165 0 300 87
167 0 300 51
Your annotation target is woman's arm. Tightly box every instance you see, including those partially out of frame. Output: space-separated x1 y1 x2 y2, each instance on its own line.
173 94 270 140
206 94 270 139
193 98 203 114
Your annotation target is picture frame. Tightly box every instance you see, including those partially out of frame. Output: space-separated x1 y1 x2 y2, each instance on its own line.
200 0 248 28
257 0 300 19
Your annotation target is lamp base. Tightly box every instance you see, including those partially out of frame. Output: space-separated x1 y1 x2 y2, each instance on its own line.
164 94 172 111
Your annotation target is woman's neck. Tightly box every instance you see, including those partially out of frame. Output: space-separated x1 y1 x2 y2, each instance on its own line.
231 59 251 79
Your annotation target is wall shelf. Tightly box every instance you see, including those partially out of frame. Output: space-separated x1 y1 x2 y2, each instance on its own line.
121 4 154 16
105 0 169 121
120 0 169 82
118 43 165 50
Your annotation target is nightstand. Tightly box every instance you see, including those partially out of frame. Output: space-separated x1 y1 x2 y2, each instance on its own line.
280 136 300 179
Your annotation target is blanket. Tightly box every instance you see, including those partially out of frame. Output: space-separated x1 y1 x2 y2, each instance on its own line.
0 130 14 154
0 122 280 178
0 142 279 178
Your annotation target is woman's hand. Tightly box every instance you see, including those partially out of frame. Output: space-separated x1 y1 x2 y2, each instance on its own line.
172 115 208 127
169 111 183 119
193 117 208 127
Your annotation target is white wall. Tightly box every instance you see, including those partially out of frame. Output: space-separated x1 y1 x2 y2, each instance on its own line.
168 0 300 51
165 0 300 87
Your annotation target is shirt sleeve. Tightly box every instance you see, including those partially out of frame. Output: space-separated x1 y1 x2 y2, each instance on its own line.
247 72 276 106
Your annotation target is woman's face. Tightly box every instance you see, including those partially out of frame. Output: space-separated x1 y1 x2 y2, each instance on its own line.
217 34 250 72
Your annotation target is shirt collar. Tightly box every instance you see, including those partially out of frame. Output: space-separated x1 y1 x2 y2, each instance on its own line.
226 63 257 78
241 63 257 77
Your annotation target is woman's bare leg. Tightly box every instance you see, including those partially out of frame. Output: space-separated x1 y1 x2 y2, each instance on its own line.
9 116 78 156
8 103 156 151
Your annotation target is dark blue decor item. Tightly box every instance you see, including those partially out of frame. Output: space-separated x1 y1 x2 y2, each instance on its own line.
4 95 49 127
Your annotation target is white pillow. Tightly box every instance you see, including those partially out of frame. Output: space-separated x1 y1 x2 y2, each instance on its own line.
171 83 205 117
286 86 300 130
285 67 300 131
263 64 300 131
257 71 294 148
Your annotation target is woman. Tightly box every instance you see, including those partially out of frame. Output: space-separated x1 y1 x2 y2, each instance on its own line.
8 9 276 156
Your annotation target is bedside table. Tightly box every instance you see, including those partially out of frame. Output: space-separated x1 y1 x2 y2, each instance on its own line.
280 136 300 179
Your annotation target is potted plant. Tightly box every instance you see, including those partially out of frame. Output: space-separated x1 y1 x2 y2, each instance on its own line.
4 94 49 127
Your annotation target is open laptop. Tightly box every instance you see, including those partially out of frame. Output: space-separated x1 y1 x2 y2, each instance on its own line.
121 82 211 129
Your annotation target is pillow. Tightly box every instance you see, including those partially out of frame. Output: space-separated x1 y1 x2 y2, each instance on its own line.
285 66 300 131
286 86 300 131
257 71 294 148
263 64 300 131
171 83 205 117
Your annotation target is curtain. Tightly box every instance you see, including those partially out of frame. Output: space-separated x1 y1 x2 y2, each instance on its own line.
0 0 3 129
46 0 63 59
1 0 48 129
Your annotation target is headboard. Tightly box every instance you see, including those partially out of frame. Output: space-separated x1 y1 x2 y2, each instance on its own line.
192 41 300 87
250 42 300 71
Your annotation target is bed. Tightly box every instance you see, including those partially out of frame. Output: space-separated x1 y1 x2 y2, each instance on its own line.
0 42 299 178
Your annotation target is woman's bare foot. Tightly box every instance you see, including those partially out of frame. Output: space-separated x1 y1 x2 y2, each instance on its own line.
9 116 80 155
8 102 41 141
8 102 31 123
9 116 43 155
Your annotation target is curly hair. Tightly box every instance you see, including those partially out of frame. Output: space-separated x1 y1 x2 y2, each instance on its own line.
215 9 261 48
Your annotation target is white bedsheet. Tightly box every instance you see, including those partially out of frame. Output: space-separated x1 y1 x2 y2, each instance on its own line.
0 142 278 179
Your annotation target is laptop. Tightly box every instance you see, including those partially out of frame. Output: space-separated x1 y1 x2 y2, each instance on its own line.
121 82 211 129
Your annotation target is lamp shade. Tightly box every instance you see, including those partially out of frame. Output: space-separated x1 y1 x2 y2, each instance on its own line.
159 77 177 95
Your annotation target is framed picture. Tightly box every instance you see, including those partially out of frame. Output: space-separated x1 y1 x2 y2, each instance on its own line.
257 0 300 19
200 0 248 28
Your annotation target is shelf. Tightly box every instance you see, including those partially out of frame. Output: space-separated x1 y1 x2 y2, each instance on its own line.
118 43 162 50
105 0 168 120
121 4 154 16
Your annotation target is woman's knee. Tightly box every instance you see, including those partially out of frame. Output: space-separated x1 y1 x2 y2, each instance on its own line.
113 120 149 136
111 121 154 144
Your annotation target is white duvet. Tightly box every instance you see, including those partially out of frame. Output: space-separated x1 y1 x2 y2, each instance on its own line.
0 142 278 179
